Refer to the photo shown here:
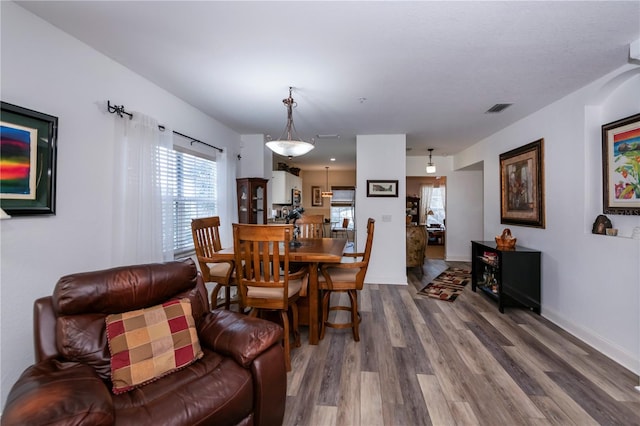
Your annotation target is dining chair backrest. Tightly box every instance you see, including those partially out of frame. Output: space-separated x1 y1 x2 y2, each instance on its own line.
354 217 375 286
192 216 237 310
232 223 294 310
192 216 223 260
233 223 307 371
341 217 350 229
296 214 324 238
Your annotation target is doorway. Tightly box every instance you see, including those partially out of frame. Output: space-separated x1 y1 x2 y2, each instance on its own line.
406 176 446 260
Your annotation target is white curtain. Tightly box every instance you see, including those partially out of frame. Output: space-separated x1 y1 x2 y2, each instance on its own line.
419 184 434 225
215 149 237 248
112 113 174 266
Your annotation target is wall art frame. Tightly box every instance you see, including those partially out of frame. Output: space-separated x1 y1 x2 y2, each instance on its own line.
1 101 58 215
366 179 398 197
602 112 640 215
311 186 323 206
499 138 545 228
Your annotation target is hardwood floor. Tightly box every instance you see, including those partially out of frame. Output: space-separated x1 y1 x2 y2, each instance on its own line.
283 259 640 426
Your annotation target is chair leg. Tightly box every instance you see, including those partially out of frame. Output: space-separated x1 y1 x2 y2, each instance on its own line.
290 303 300 348
320 290 331 340
348 290 360 342
322 289 361 342
280 310 291 372
210 284 223 309
224 285 231 310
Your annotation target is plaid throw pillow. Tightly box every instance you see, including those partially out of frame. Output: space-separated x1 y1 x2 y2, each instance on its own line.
105 298 203 394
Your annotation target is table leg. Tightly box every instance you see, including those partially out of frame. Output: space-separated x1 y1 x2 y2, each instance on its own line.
308 262 319 345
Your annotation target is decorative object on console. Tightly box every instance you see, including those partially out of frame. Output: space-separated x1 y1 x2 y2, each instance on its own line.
265 86 315 157
1 101 58 215
591 214 612 235
499 138 545 228
601 112 640 215
495 228 517 249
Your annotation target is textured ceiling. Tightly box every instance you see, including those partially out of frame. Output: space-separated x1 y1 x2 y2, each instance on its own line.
16 1 640 170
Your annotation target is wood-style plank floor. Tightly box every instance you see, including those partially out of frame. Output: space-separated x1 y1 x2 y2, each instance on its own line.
283 260 640 426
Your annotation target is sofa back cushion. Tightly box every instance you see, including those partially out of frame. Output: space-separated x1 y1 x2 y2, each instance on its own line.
50 259 208 381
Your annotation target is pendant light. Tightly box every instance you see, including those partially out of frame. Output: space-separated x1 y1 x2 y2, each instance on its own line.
321 166 333 198
426 148 436 174
266 86 315 157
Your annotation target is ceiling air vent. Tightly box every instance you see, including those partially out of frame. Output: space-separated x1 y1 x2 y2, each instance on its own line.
485 103 512 114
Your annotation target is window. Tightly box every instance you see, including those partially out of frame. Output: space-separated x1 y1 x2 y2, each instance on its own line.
330 186 355 229
158 147 217 256
427 186 446 227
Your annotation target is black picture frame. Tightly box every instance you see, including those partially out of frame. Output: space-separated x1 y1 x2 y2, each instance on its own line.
1 102 58 215
366 180 398 197
602 112 640 215
499 138 545 228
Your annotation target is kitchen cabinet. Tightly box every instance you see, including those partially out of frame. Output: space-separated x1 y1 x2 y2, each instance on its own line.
271 171 302 205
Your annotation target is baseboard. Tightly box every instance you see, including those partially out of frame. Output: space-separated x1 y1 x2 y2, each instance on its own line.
444 255 471 262
542 306 640 376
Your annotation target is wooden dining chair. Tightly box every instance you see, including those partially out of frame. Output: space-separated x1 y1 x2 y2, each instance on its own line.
191 216 237 310
232 223 309 371
319 218 375 341
296 214 324 238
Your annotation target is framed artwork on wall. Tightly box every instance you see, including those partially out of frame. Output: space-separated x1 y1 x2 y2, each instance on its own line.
366 179 398 197
1 102 58 215
602 112 640 215
499 138 545 228
311 186 323 206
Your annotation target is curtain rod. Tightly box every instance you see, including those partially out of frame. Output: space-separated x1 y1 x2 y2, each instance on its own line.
107 101 224 153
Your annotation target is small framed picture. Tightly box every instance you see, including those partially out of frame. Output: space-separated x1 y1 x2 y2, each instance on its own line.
602 113 640 215
1 102 58 215
311 186 323 206
499 138 545 228
366 180 398 197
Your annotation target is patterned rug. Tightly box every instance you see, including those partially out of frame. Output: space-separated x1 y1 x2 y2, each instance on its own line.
418 267 471 302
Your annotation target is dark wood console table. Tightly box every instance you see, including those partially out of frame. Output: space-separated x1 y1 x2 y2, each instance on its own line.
471 240 541 313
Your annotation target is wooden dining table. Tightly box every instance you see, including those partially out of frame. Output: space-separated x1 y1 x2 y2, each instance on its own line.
213 237 348 345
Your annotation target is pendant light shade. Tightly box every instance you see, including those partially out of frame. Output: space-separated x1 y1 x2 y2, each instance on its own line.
321 166 333 198
426 148 436 173
266 87 315 157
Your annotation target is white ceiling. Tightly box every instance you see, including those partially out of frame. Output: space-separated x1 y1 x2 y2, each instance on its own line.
16 1 640 171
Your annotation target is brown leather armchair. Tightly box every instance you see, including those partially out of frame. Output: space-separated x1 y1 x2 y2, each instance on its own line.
2 259 286 426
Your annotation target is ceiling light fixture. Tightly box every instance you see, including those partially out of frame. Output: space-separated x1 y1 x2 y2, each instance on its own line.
321 166 333 198
426 148 436 174
265 86 314 157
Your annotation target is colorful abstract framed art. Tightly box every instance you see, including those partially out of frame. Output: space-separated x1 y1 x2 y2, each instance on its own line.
602 113 640 215
1 102 58 215
499 138 545 228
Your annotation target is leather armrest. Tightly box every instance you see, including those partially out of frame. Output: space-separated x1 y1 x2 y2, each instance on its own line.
2 359 114 426
198 309 283 368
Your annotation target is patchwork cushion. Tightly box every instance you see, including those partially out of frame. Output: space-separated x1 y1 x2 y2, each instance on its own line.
105 298 203 394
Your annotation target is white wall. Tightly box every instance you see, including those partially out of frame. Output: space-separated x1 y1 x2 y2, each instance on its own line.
0 2 242 406
456 64 640 374
357 135 407 285
406 156 484 261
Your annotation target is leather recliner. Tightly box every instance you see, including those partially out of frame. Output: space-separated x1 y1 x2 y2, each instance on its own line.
2 259 286 426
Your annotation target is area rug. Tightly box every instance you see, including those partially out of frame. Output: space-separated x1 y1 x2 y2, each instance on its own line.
417 267 471 302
